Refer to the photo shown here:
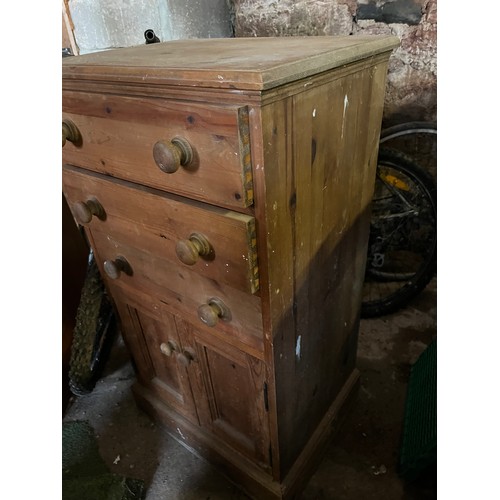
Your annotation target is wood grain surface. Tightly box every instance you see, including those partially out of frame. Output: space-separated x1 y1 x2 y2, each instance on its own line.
62 36 399 90
62 91 254 209
257 59 389 477
62 165 259 294
62 35 398 499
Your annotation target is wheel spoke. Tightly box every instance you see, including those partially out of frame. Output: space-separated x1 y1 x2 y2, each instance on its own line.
361 147 436 318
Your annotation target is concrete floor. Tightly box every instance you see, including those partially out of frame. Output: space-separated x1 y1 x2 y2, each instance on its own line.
63 278 437 500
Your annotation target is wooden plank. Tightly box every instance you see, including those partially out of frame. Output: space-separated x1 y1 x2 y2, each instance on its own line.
247 103 283 481
60 53 389 107
259 59 390 478
62 36 399 90
62 0 79 55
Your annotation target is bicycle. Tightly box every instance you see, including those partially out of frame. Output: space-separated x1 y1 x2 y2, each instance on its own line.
379 121 437 183
360 145 437 318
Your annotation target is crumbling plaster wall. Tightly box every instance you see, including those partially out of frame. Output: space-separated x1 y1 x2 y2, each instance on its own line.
230 0 437 124
68 0 234 54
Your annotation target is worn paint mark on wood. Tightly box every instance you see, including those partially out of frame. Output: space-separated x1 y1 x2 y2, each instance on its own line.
295 335 302 360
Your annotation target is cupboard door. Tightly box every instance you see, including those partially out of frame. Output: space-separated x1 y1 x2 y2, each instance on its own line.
112 290 199 425
180 321 272 469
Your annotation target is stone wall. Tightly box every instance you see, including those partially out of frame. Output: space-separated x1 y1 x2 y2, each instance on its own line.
230 0 437 124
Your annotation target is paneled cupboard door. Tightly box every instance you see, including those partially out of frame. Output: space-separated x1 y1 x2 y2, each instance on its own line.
111 284 271 469
112 291 199 425
179 321 272 471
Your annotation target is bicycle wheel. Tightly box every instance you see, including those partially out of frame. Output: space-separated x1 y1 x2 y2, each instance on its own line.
69 251 117 396
380 121 437 183
361 149 437 318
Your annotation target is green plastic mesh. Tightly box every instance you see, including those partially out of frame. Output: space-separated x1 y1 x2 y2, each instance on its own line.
399 339 437 481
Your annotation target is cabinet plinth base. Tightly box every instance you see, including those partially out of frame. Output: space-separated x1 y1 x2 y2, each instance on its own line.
132 368 360 500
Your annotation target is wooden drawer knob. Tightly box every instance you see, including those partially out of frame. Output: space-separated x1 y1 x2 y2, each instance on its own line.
72 198 105 224
103 256 132 280
177 350 194 367
197 298 231 327
62 119 81 147
153 137 194 173
175 233 212 266
160 341 177 357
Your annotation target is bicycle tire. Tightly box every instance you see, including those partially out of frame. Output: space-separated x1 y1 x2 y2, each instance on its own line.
361 149 437 318
69 251 116 396
379 121 437 183
379 121 437 143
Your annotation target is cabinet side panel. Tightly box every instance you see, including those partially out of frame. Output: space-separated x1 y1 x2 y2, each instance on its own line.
262 60 390 477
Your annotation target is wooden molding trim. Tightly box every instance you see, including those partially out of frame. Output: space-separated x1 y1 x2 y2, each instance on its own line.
62 0 79 55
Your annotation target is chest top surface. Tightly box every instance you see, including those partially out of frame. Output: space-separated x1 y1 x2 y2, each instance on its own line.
62 35 399 91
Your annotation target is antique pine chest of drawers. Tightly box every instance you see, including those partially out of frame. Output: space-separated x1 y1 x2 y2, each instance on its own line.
62 36 399 499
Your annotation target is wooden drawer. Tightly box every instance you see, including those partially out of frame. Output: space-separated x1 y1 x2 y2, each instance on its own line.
62 165 259 295
90 228 264 355
62 91 253 209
